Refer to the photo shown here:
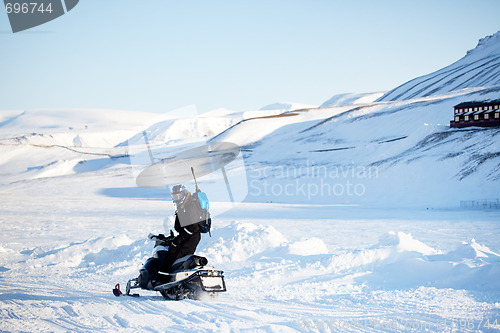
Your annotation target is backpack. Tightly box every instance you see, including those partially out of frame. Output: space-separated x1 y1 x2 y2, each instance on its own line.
195 191 211 234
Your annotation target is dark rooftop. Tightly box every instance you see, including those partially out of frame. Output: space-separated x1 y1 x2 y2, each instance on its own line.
454 99 500 108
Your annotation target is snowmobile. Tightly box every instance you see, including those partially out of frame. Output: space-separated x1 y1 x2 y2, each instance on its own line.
113 234 226 300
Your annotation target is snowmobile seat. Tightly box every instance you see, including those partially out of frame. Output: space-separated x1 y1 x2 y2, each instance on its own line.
170 255 208 272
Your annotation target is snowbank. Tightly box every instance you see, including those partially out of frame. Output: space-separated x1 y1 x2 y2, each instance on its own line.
19 235 138 269
199 221 287 263
196 222 500 300
288 237 329 256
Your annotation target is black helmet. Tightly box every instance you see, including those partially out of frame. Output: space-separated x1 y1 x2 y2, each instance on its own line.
171 184 188 204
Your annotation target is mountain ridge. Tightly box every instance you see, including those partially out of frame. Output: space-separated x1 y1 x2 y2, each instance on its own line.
377 30 500 102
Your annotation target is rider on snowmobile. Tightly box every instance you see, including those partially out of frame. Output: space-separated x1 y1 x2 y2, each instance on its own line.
138 184 211 289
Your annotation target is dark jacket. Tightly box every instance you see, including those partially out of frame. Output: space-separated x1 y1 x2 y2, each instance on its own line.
171 193 203 258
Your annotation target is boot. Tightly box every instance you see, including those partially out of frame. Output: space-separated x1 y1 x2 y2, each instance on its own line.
138 268 149 289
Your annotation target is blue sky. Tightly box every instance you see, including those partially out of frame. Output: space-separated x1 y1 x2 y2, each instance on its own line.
1 0 500 114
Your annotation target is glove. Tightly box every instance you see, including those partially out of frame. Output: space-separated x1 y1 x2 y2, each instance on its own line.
148 233 166 241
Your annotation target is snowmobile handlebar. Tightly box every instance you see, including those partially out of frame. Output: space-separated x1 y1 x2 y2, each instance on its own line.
148 230 175 242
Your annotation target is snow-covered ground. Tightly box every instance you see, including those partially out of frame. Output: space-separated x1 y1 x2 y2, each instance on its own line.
0 185 499 332
1 31 500 332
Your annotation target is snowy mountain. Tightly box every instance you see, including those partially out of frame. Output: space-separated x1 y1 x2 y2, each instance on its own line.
259 102 318 111
213 89 500 207
1 32 500 332
320 91 385 107
0 108 156 147
378 30 500 101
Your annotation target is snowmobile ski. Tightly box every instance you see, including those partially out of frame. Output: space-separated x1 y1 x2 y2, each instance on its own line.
112 283 139 297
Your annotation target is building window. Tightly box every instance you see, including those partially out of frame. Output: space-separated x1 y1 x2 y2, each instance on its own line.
495 105 499 110
474 114 479 120
485 114 490 120
474 107 478 111
455 116 460 122
479 107 483 111
495 113 499 119
465 115 469 121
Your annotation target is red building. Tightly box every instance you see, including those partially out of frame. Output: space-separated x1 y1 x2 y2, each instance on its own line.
450 99 500 128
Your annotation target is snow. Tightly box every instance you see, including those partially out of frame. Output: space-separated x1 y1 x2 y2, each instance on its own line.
1 32 500 332
378 31 500 102
259 102 318 111
321 92 386 107
1 190 499 331
215 86 500 208
288 237 329 256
